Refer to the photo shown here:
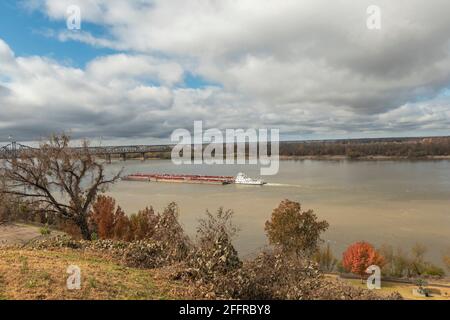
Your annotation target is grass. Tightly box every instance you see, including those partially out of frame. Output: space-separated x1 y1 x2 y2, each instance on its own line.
343 278 450 300
0 248 190 300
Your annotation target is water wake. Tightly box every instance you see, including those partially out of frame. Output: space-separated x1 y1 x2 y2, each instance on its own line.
265 183 302 188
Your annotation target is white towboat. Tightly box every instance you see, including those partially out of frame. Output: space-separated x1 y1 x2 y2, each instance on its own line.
234 172 266 185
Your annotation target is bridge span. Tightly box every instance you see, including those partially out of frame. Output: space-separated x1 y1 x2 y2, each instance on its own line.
0 142 172 161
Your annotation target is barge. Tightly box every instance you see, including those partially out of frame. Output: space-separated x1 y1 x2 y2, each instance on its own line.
122 173 235 185
122 172 266 185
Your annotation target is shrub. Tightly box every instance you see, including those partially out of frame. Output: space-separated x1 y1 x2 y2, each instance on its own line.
27 235 82 250
206 250 398 300
58 219 83 240
265 199 329 257
422 264 445 278
39 225 51 236
153 202 191 261
190 208 241 280
215 251 322 299
121 241 166 268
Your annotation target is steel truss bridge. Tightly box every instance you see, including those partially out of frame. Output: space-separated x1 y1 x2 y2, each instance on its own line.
0 142 172 161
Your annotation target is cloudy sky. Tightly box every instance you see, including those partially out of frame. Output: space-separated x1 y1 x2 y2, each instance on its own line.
0 0 450 144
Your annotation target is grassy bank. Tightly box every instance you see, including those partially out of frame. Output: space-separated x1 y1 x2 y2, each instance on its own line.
0 248 189 300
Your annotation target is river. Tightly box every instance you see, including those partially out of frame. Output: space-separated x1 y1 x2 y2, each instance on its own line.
106 159 450 266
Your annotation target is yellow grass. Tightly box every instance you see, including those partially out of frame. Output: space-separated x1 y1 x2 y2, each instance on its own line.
0 248 190 300
343 278 450 300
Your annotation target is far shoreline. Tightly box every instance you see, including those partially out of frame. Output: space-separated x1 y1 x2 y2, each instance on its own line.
109 155 450 162
279 155 450 161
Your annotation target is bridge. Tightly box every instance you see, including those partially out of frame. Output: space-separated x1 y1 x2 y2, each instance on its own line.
0 141 34 159
0 141 172 161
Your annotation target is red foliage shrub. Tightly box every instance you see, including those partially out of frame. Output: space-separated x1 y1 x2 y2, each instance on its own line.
342 241 385 280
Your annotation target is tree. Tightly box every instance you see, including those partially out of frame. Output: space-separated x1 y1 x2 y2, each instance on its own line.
0 175 13 224
342 242 384 282
265 199 329 257
314 242 338 272
410 243 427 275
442 248 450 272
90 195 116 239
379 244 411 278
129 207 158 240
0 134 121 240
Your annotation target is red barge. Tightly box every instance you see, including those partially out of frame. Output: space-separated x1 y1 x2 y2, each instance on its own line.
122 173 235 185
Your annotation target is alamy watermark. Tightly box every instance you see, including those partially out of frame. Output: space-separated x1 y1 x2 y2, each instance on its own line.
67 265 81 290
171 121 279 176
66 5 81 31
366 265 381 290
367 5 381 30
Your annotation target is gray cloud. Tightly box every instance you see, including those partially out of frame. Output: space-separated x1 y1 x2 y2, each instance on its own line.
1 0 450 143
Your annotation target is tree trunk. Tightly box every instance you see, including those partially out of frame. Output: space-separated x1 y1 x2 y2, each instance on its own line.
77 217 92 240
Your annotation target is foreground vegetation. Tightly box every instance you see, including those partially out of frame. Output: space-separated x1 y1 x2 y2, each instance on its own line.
0 198 404 300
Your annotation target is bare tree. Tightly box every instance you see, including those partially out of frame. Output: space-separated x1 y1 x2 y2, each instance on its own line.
0 134 121 240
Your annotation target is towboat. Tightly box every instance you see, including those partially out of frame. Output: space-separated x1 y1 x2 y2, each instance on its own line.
234 172 266 185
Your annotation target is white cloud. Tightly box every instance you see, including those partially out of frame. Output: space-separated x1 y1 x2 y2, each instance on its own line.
2 1 450 141
86 54 183 86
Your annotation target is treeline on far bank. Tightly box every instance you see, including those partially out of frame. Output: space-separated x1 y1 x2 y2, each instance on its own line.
148 136 450 160
279 136 450 159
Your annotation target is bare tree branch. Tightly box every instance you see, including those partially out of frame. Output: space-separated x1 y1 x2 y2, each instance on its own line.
0 133 122 239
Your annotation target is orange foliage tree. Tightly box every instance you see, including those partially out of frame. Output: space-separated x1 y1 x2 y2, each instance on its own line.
90 195 116 239
342 242 385 282
89 195 159 241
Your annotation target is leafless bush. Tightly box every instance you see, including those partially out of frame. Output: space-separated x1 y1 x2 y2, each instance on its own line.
211 251 322 299
121 241 166 268
188 208 241 281
153 202 192 262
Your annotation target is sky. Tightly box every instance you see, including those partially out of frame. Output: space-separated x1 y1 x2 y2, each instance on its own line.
0 0 450 145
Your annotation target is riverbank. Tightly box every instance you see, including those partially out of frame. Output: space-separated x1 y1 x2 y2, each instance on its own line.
0 226 446 300
279 155 450 161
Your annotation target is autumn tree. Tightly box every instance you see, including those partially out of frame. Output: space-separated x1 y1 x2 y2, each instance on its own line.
0 134 121 240
90 195 116 239
129 207 159 240
265 199 329 257
112 206 131 240
89 195 161 241
342 242 385 282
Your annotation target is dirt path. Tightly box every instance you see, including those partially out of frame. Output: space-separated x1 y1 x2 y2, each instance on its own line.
0 223 44 246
